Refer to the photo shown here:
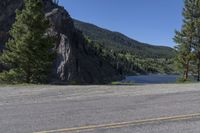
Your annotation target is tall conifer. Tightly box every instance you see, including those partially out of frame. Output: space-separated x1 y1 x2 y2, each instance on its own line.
192 0 200 81
174 0 196 81
0 0 55 83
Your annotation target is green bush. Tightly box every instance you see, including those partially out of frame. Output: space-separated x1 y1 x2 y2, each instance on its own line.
176 77 192 83
0 69 25 84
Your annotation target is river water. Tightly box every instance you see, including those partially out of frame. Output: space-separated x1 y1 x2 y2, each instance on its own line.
121 75 179 84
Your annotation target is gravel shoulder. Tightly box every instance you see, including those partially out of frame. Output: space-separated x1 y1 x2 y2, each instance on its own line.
0 83 200 102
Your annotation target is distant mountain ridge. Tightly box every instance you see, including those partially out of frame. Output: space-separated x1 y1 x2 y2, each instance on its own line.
73 19 175 58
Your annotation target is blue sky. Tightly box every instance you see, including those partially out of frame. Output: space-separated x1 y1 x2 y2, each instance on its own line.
59 0 184 47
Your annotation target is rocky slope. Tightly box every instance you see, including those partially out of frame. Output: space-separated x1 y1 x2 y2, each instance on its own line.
0 0 122 84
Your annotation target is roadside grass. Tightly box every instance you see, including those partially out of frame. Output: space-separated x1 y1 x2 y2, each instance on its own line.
0 83 48 88
111 81 135 85
175 77 200 84
0 79 199 87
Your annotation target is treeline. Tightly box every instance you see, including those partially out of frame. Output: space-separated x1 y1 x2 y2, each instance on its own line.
86 38 175 75
73 19 176 59
174 0 200 81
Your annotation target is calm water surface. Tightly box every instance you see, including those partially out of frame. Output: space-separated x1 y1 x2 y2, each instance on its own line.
121 75 179 84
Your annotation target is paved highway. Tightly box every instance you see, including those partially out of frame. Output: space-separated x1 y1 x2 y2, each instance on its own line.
0 84 200 133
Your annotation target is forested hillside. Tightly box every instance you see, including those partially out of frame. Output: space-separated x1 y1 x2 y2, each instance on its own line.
74 19 175 58
74 19 176 74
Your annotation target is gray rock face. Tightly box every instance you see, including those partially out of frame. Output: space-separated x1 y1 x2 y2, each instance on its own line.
0 0 122 84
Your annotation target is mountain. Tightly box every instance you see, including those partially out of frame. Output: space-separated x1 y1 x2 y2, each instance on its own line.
0 0 122 84
73 19 175 58
0 0 176 84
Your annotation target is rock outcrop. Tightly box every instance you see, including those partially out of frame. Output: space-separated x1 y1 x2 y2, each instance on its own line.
0 0 122 84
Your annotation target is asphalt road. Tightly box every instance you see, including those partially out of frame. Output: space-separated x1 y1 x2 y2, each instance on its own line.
0 84 200 133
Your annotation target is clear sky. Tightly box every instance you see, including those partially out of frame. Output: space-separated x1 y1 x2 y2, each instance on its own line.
59 0 184 47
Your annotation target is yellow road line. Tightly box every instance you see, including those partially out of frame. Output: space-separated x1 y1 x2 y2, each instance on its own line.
34 112 200 133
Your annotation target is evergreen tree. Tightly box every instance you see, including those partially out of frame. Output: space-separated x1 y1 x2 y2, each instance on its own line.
192 0 200 81
0 0 55 83
174 0 196 81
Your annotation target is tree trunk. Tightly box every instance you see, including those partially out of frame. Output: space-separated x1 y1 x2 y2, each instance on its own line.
197 57 200 81
26 61 31 83
184 62 189 81
183 70 187 81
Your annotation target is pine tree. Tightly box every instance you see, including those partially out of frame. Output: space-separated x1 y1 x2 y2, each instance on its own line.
174 0 196 81
192 0 200 81
0 0 55 83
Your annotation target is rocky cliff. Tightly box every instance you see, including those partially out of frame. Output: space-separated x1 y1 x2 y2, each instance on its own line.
0 0 122 84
